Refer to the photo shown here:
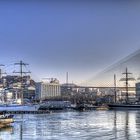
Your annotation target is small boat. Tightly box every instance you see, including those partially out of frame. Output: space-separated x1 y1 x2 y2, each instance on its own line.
0 117 14 125
0 112 14 128
96 105 109 111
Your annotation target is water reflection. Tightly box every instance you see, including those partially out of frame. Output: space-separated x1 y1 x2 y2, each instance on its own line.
112 110 139 140
0 111 140 140
0 125 13 140
0 125 13 133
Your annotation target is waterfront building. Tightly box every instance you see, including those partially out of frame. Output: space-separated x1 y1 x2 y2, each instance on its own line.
136 82 140 100
61 83 77 96
35 78 61 100
23 86 35 100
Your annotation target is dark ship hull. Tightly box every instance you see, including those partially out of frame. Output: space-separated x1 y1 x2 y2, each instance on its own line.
108 103 140 110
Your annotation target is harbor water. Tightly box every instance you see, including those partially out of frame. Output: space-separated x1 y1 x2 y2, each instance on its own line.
1 110 140 140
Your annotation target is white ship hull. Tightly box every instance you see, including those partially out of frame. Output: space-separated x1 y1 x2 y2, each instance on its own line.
0 104 40 111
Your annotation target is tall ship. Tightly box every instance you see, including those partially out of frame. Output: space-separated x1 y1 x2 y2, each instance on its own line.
0 61 40 111
108 67 140 109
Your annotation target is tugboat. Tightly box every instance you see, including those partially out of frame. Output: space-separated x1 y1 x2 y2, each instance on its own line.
108 68 139 109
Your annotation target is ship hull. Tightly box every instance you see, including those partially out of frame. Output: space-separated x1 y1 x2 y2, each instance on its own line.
0 104 40 111
108 104 140 110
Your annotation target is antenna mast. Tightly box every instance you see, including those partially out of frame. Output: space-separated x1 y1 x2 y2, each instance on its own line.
66 72 69 84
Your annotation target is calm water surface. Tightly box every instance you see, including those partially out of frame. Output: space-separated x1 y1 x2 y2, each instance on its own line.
0 110 140 140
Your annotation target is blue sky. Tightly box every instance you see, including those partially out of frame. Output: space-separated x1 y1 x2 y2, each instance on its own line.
0 0 140 84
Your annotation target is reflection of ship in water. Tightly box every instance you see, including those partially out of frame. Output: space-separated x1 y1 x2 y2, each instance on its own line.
112 110 140 140
0 125 13 133
108 68 140 109
113 110 129 139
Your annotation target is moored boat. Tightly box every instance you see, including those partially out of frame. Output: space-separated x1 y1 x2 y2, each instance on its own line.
96 105 109 111
0 118 14 125
0 112 14 128
108 68 137 110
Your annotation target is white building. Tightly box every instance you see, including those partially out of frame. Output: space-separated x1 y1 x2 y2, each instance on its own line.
35 79 61 100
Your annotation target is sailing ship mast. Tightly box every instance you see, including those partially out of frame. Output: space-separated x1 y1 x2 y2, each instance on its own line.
120 67 135 104
114 74 117 103
13 60 31 104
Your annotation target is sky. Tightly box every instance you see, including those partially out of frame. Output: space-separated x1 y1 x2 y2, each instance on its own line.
0 0 140 84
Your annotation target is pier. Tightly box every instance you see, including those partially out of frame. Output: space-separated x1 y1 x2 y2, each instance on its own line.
0 110 50 114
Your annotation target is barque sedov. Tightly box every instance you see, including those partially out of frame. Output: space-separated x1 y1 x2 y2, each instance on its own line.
108 68 140 109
